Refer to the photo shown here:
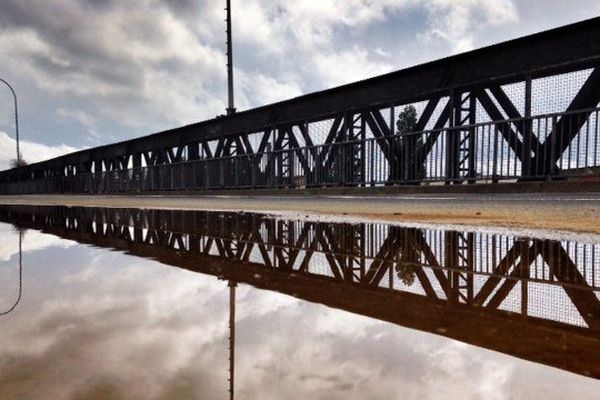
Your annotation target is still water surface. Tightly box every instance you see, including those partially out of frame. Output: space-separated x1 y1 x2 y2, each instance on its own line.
0 205 599 399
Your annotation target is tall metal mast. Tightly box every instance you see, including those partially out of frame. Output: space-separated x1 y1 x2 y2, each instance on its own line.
225 0 236 116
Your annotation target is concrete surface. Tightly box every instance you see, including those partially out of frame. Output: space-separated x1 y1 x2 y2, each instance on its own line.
1 193 599 234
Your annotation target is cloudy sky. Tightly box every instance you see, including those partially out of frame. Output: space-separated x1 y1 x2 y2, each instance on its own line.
0 0 599 169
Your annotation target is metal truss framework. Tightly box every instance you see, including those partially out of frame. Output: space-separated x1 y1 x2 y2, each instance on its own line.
2 19 600 193
1 205 599 378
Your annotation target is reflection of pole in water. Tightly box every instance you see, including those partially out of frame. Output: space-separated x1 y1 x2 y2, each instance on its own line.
1 228 23 316
228 280 237 400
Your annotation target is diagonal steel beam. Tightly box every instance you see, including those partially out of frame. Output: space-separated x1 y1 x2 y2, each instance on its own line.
415 96 443 132
201 142 214 158
529 67 600 176
391 97 444 181
321 116 350 175
284 126 312 174
298 233 319 273
415 100 452 163
477 89 529 161
412 229 452 298
317 116 343 167
488 85 542 149
473 240 528 305
485 243 540 309
364 111 396 164
541 240 600 330
319 224 348 281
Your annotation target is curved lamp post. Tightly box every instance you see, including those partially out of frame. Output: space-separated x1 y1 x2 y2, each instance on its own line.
0 78 21 166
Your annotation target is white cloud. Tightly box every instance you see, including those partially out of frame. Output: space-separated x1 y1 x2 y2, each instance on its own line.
0 131 77 170
312 46 393 87
56 108 99 138
421 0 519 52
0 1 228 133
0 28 128 98
237 70 303 107
273 0 415 47
0 224 75 262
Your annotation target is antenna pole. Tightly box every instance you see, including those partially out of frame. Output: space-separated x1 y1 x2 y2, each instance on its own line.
225 0 236 116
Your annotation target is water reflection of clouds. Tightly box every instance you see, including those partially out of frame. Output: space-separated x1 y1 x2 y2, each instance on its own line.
0 223 75 262
0 228 598 399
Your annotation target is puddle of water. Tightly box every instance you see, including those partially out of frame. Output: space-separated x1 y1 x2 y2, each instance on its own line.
0 205 598 399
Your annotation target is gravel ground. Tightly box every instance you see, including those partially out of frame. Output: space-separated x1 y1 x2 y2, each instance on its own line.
1 193 599 235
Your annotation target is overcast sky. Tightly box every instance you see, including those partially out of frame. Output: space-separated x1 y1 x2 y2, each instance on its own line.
0 0 599 169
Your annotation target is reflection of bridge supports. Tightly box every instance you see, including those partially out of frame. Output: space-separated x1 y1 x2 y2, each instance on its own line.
3 206 600 378
445 231 475 303
347 224 366 282
275 220 293 268
541 241 600 330
319 223 367 283
4 208 600 319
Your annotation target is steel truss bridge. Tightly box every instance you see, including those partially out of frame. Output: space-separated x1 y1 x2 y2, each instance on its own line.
1 205 599 378
2 19 600 193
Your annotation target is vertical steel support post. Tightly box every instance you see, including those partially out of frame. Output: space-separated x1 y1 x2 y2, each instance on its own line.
522 72 533 178
446 89 459 183
467 94 477 183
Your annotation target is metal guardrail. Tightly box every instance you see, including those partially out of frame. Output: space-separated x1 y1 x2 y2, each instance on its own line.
1 107 600 194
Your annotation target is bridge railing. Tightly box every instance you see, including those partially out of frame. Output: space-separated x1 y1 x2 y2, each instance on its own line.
2 107 600 194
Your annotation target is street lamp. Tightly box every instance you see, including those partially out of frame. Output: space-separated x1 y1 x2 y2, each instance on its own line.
0 78 21 166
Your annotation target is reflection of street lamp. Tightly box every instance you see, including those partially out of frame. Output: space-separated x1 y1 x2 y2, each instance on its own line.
0 228 23 316
0 78 21 166
228 280 237 400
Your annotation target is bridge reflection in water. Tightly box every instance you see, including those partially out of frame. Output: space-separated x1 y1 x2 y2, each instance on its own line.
0 205 599 381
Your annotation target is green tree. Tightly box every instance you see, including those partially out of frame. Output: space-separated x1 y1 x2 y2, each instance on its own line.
395 262 417 286
396 105 418 135
397 105 427 182
10 154 27 168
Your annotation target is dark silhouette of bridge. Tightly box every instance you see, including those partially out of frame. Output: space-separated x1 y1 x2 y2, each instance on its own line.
1 18 600 193
1 205 599 379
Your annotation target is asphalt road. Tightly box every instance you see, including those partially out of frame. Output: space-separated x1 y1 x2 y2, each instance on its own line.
0 193 599 234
